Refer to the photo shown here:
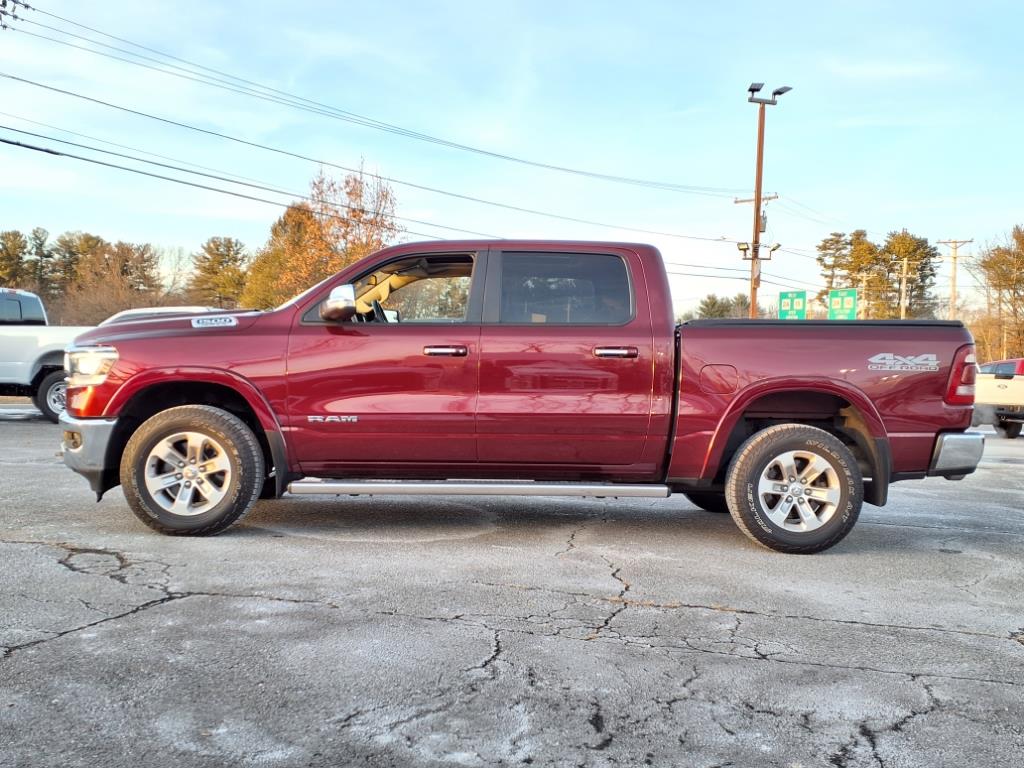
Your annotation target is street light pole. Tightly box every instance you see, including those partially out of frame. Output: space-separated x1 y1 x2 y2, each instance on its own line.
746 83 791 319
749 102 766 318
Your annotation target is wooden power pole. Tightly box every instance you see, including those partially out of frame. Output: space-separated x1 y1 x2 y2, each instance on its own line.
938 239 972 319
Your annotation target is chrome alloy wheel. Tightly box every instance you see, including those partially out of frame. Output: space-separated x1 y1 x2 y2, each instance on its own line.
46 380 67 413
756 449 841 532
144 431 232 516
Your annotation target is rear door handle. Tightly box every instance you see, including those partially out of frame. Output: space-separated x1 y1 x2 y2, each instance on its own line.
423 345 468 357
593 346 639 359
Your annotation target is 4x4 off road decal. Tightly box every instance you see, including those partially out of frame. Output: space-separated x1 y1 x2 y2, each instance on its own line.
868 353 940 372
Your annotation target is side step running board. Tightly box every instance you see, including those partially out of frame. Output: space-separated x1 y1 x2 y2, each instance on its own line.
287 480 671 498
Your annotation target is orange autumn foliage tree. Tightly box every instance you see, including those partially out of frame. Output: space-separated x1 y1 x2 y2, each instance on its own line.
240 167 401 309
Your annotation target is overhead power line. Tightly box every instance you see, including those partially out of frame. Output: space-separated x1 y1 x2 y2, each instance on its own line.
0 135 487 241
0 132 825 294
0 123 502 237
0 125 826 291
0 109 267 186
665 269 818 293
0 76 741 245
6 8 747 196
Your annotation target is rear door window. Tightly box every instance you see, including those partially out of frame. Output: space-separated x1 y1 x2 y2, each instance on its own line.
496 252 632 324
21 296 45 325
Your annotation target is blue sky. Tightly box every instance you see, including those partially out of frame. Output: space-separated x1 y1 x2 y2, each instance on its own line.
1 0 1020 312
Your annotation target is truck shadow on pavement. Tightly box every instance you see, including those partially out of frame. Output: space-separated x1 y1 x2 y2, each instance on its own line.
228 495 874 554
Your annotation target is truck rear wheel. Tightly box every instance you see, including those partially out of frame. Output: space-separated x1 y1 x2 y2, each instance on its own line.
120 405 264 536
995 420 1021 439
683 491 730 513
724 424 863 554
34 369 67 423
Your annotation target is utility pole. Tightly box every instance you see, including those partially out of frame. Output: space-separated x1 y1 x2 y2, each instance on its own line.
744 83 791 318
938 239 972 319
857 273 869 319
899 254 910 320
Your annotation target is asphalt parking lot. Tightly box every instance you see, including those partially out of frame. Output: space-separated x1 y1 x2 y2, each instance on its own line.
1 402 1022 767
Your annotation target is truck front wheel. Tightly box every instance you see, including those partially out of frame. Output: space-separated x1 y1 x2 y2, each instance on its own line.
34 369 67 423
995 420 1021 439
120 405 265 535
724 424 863 554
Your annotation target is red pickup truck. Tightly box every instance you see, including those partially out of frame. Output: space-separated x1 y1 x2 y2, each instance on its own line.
60 240 983 553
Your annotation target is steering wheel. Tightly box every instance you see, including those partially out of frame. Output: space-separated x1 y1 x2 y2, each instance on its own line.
371 300 389 323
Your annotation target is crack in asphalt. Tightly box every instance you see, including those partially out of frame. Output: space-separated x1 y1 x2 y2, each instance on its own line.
463 629 504 674
585 699 614 751
859 520 1024 538
585 557 631 640
4 535 1023 694
1 593 186 659
554 522 587 557
467 578 1015 643
827 678 943 768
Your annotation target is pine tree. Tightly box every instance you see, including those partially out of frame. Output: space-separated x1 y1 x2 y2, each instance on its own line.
815 232 850 304
0 230 28 286
189 237 248 308
696 294 734 318
881 229 939 319
51 232 106 296
26 227 52 297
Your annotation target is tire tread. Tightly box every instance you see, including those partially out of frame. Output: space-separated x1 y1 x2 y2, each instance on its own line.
120 405 264 536
724 423 863 554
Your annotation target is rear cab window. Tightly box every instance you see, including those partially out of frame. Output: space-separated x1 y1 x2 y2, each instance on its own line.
492 252 633 325
1 298 22 324
994 362 1018 378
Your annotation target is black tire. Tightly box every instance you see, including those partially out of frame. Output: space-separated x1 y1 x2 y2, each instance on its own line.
996 420 1022 440
724 424 863 554
683 491 730 513
33 369 67 423
120 405 264 536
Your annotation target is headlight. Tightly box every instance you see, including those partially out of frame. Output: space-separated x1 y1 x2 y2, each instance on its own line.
65 346 119 387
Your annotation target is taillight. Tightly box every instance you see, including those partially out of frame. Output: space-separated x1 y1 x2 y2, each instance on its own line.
944 345 976 405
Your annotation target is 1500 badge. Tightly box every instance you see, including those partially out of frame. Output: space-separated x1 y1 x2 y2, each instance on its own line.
868 353 940 372
191 316 238 328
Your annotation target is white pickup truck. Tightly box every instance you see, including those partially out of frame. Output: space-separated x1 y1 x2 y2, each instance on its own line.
974 358 1024 439
0 288 91 422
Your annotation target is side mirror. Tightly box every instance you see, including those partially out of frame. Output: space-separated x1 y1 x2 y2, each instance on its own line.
320 284 357 321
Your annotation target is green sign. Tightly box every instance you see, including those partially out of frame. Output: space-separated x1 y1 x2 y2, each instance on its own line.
778 291 807 320
828 288 858 320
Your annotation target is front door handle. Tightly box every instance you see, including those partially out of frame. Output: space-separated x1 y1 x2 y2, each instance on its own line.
423 345 468 357
593 346 639 359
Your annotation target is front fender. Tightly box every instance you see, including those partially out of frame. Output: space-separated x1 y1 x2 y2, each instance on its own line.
104 367 280 431
104 367 291 498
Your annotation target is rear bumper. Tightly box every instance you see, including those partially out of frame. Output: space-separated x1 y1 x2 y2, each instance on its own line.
60 411 117 496
928 432 984 479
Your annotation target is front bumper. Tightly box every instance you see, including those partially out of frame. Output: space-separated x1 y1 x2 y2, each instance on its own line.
60 411 117 496
929 432 985 479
